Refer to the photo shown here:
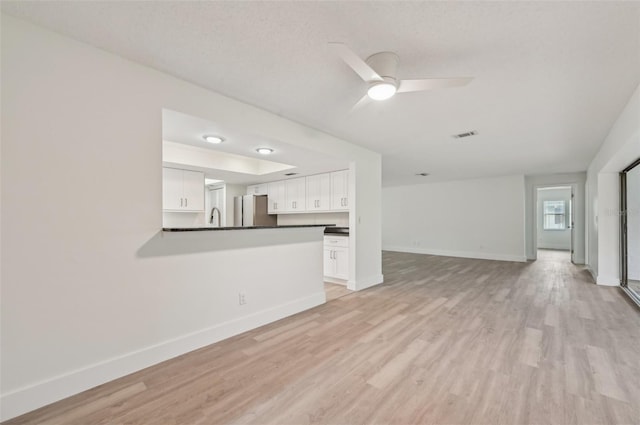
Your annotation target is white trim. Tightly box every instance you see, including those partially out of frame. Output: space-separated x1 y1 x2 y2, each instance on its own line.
587 265 598 282
596 275 620 286
383 245 527 263
0 292 326 422
353 274 384 291
537 243 571 250
324 276 347 285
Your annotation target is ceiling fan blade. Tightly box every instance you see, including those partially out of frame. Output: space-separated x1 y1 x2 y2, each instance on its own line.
397 77 473 93
329 42 383 82
350 94 372 113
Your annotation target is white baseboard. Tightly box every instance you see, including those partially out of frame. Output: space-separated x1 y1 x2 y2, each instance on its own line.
596 275 620 286
586 266 598 283
0 292 326 422
351 274 384 291
538 244 571 250
383 245 527 263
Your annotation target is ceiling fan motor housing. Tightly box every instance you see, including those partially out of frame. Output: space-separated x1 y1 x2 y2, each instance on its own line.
366 51 399 82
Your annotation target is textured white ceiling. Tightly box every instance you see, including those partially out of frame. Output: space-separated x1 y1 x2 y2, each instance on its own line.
3 1 640 186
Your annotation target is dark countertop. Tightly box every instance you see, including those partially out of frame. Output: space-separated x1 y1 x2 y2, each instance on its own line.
163 224 335 232
324 226 349 236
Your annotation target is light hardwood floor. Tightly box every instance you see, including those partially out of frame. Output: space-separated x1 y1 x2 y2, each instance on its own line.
6 251 640 424
324 282 352 301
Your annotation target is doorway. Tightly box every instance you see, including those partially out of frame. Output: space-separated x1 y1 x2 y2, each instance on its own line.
620 158 640 304
536 186 573 262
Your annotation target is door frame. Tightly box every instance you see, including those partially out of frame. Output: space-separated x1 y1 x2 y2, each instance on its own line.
620 157 640 292
533 184 576 263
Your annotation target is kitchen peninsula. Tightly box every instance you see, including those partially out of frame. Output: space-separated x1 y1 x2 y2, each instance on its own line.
163 224 332 232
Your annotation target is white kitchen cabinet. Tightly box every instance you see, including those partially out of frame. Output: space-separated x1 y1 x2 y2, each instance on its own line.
330 170 349 211
267 181 286 214
306 173 331 211
163 167 204 212
246 184 268 195
285 177 306 212
324 235 349 282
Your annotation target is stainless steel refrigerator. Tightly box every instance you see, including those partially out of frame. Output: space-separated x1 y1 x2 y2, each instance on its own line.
234 195 277 227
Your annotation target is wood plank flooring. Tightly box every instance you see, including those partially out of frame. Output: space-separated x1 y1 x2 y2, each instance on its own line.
324 282 352 301
6 251 640 425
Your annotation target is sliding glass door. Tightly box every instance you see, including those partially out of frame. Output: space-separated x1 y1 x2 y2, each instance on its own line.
621 158 640 302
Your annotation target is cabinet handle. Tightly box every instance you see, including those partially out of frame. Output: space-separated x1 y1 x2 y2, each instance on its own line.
293 201 296 209
344 198 347 207
180 198 183 207
185 198 188 207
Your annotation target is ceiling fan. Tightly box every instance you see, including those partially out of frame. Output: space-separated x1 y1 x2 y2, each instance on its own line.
329 42 472 110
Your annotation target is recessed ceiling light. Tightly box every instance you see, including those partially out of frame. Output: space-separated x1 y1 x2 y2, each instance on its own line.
203 135 225 144
256 147 273 155
367 81 397 100
416 172 430 177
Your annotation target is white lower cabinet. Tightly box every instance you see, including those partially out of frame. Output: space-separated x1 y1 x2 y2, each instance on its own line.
324 235 349 281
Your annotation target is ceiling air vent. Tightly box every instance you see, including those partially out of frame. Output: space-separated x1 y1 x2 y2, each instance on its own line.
453 130 478 139
284 172 299 176
416 172 430 177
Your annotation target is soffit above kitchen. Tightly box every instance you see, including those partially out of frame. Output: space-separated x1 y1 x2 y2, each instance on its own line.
3 1 639 186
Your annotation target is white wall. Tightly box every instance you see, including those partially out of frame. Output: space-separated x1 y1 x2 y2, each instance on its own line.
627 167 640 280
537 188 572 250
586 83 640 285
0 15 382 420
524 173 586 263
382 175 526 262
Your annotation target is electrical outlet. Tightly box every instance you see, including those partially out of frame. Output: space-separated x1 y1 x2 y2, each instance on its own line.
238 292 246 305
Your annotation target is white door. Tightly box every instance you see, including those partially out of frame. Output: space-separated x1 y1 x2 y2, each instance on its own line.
333 247 349 280
182 169 204 211
307 174 331 211
286 177 306 212
268 181 285 214
162 167 183 210
323 248 334 277
330 170 349 211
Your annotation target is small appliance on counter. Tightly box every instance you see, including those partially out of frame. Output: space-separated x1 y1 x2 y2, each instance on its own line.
234 195 277 227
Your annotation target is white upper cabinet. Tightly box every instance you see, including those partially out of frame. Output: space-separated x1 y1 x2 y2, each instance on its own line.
306 173 331 212
246 184 268 196
163 167 204 212
265 169 349 215
285 177 306 212
330 170 349 211
267 181 286 214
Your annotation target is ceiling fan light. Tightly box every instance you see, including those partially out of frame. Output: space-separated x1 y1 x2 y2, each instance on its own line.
367 82 397 100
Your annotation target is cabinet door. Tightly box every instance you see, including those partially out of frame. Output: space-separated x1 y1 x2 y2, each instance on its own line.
330 170 349 211
333 246 349 280
182 169 204 211
286 177 306 212
267 181 285 214
246 184 257 195
307 174 331 211
323 248 335 278
162 167 184 210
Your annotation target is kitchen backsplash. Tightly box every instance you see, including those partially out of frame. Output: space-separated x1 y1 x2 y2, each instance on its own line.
277 212 349 227
163 212 206 228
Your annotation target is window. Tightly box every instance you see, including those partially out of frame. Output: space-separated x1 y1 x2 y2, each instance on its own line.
543 200 566 230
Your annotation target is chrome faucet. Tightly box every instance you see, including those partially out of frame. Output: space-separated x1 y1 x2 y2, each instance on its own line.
209 207 222 226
